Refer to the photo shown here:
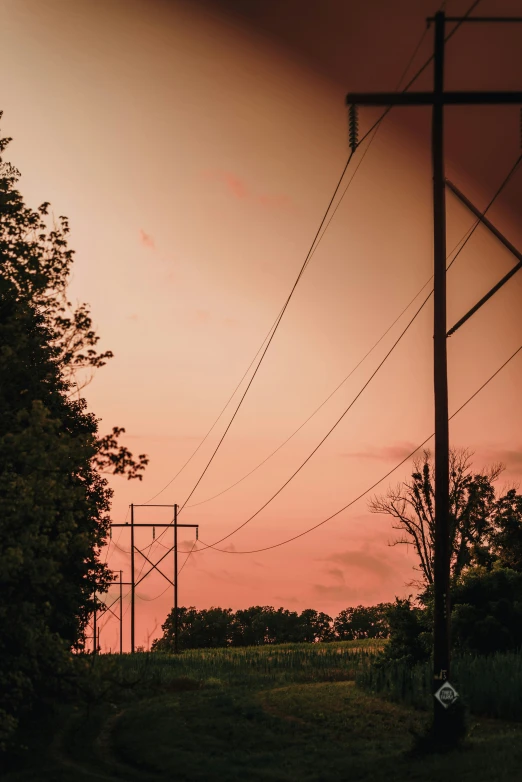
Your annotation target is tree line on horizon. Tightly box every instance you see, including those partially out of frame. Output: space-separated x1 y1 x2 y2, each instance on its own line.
151 604 392 651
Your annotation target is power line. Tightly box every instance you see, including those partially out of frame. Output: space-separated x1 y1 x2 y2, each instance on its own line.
182 150 521 552
178 539 198 576
143 8 479 555
119 1 485 566
141 306 285 505
174 20 439 515
105 120 519 591
176 149 359 513
142 149 356 511
181 155 522 546
183 226 471 512
141 16 435 512
197 343 522 555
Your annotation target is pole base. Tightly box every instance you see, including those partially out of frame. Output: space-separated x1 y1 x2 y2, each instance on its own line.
410 700 468 755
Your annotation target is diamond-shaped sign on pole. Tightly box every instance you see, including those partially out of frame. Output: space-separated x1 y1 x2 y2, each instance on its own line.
434 681 459 709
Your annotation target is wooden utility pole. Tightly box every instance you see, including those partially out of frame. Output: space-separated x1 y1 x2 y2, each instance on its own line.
119 570 123 655
112 505 199 654
174 503 179 654
346 11 522 741
431 11 451 737
93 592 97 655
130 502 135 654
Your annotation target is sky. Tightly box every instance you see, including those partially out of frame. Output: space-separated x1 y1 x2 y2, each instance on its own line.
1 0 521 651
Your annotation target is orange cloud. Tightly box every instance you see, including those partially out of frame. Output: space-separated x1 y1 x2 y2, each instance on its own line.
340 443 417 462
324 550 395 580
139 229 155 249
221 172 249 199
194 309 211 324
202 169 293 210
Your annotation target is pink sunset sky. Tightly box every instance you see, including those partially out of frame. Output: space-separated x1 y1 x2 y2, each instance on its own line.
1 0 521 651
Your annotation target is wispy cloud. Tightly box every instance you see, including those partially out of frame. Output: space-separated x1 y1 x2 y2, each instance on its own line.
323 550 395 580
194 309 211 324
313 584 362 601
274 595 301 605
326 567 345 582
340 442 417 462
202 169 293 211
481 448 522 469
139 229 155 250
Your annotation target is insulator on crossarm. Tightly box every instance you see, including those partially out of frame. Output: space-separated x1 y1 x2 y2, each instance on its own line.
109 526 112 540
152 525 155 540
348 104 359 153
196 527 199 541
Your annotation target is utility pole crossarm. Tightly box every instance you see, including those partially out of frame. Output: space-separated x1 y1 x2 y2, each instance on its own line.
427 16 522 23
345 91 522 106
111 523 199 528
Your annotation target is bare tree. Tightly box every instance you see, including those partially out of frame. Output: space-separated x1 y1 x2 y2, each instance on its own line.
369 448 503 586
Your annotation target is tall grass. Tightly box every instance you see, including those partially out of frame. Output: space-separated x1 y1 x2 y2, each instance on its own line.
108 640 383 689
103 642 522 722
357 650 522 721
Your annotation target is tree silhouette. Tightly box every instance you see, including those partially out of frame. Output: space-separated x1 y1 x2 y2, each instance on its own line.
0 115 148 748
369 448 505 586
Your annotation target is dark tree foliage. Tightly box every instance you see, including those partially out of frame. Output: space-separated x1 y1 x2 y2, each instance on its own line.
377 598 432 666
451 566 522 655
334 604 392 641
490 490 522 572
152 605 388 652
0 117 148 748
0 280 113 746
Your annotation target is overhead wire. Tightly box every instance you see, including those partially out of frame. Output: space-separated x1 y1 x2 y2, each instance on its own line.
174 21 439 514
101 6 495 629
141 5 441 513
182 182 493 514
142 149 357 510
141 305 286 505
145 20 437 556
185 149 522 552
141 11 495 568
197 343 522 555
98 0 488 628
173 21 438 513
102 0 486 603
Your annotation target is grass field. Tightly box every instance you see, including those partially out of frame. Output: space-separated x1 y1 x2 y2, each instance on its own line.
4 642 522 781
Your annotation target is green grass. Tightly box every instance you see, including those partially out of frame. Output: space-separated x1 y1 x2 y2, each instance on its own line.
358 650 522 721
104 681 522 781
109 639 383 689
4 643 522 781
